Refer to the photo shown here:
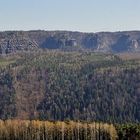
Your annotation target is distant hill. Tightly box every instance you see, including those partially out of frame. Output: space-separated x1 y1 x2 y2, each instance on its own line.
0 30 140 53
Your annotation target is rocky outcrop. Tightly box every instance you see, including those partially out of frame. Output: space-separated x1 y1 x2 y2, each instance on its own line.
0 30 140 54
0 31 39 54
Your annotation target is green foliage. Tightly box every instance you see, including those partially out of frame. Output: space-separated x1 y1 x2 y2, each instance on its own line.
116 124 140 140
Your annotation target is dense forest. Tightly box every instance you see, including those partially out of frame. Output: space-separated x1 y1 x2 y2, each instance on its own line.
0 120 140 140
0 120 118 140
0 51 139 139
0 51 139 123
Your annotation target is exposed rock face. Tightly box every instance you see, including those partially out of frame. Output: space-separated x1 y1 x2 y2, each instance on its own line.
0 31 38 54
0 30 140 54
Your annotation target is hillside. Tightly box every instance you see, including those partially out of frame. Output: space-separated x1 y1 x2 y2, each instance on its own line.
0 51 139 123
0 31 140 53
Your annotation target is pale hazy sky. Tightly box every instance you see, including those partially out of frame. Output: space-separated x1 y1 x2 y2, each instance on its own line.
0 0 140 32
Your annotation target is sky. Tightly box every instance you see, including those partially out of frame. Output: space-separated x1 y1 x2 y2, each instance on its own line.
0 0 140 32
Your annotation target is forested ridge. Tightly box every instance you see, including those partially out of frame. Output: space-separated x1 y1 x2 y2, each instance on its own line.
0 51 140 123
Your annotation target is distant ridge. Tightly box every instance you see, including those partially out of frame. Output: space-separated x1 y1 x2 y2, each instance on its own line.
0 30 140 54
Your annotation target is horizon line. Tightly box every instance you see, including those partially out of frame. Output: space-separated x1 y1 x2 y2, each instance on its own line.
0 29 140 34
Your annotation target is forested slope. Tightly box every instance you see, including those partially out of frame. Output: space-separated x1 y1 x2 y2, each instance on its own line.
0 51 139 123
